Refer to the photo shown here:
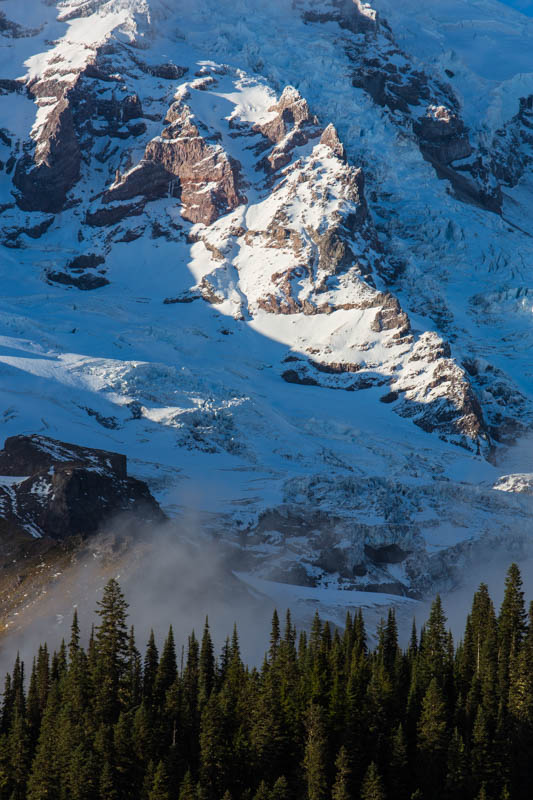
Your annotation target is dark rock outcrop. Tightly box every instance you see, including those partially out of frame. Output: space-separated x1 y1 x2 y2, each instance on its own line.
491 94 533 188
47 271 110 290
414 105 472 165
297 0 377 35
67 253 105 271
13 95 81 213
0 435 164 540
86 201 145 227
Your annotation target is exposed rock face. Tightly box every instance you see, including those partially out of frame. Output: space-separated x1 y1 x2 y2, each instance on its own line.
414 105 472 165
319 123 346 161
296 0 377 34
0 435 164 540
370 293 410 337
0 435 127 479
13 96 81 213
491 94 533 188
246 500 419 595
102 161 175 204
392 332 488 448
102 96 246 225
254 86 322 174
494 474 533 495
1 0 533 609
0 11 42 39
45 252 108 290
2 216 54 248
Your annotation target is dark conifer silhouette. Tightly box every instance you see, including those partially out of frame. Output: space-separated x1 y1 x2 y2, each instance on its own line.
3 569 533 799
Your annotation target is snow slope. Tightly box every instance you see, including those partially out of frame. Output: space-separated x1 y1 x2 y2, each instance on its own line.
0 0 533 612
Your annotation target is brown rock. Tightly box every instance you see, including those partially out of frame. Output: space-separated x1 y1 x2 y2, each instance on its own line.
254 86 322 174
319 123 346 161
103 100 246 225
13 97 80 213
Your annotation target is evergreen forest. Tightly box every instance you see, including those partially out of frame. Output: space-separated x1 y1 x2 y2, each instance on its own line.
1 564 533 800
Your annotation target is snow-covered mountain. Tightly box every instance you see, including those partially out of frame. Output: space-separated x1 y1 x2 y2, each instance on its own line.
1 0 533 610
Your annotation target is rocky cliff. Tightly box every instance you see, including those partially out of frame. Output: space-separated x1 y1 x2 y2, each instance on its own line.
0 435 163 544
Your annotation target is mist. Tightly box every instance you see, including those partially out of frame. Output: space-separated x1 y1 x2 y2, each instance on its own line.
0 514 276 679
403 541 533 647
3 508 533 681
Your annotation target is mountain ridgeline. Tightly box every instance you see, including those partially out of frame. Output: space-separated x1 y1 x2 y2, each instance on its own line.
2 565 533 800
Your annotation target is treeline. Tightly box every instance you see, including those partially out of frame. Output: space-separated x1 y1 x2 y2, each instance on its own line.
1 566 533 799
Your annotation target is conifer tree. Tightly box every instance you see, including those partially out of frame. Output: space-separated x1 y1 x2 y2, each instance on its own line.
99 758 119 800
8 709 30 800
250 664 285 781
124 626 142 710
178 771 196 800
149 760 170 800
65 741 99 800
353 609 367 656
1 673 12 735
270 776 289 800
383 609 399 675
408 619 418 660
331 745 351 800
155 626 177 708
52 640 67 683
475 783 488 800
11 654 25 718
444 727 467 800
360 762 386 800
420 596 448 689
26 682 61 800
114 711 139 798
67 740 98 800
498 564 526 704
417 678 448 797
199 618 215 706
218 637 231 688
252 780 270 800
69 609 81 661
388 724 409 800
133 702 155 767
471 705 494 796
94 578 129 724
26 660 41 748
303 703 327 800
143 630 160 708
200 694 230 800
269 610 281 663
